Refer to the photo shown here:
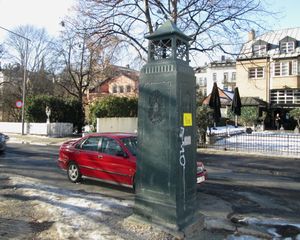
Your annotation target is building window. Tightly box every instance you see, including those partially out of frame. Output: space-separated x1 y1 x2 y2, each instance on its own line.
249 67 264 79
231 72 236 81
198 77 206 86
223 72 228 82
274 61 297 76
199 77 203 86
126 85 131 92
271 89 300 104
280 42 295 53
213 73 217 82
112 85 117 93
119 86 124 93
253 45 266 56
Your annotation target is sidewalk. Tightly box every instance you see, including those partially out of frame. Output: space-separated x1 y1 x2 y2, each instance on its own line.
5 133 80 146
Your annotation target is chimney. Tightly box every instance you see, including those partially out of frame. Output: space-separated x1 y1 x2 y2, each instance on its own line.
126 64 130 68
221 55 225 62
248 29 255 41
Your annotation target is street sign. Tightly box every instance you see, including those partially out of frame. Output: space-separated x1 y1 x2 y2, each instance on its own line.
16 100 23 108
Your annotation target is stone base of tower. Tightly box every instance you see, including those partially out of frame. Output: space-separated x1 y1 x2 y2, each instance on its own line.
125 212 204 240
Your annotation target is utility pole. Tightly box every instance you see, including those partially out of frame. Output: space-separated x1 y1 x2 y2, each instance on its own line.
0 26 31 135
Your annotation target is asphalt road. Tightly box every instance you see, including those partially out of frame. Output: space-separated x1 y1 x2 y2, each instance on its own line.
0 143 135 201
197 150 300 239
1 143 300 239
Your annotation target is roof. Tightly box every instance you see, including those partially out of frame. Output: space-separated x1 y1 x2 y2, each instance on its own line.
145 20 191 41
238 27 300 59
203 90 268 107
241 97 268 106
194 59 236 73
202 87 234 106
89 65 139 91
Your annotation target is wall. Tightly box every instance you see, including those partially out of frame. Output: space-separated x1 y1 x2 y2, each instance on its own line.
271 75 300 89
96 117 137 133
236 59 270 101
0 122 73 137
87 75 138 103
108 75 137 97
195 61 236 96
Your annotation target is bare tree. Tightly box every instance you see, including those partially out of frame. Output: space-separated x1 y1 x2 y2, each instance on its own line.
0 63 23 121
0 44 4 61
54 22 119 132
3 25 56 95
72 0 275 63
4 25 54 71
0 26 57 122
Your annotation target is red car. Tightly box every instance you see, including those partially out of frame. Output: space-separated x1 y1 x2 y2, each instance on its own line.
58 133 207 189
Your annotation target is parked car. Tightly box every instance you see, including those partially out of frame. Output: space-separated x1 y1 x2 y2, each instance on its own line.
58 133 207 190
0 133 9 153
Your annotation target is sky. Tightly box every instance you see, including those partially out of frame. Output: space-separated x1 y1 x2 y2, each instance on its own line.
0 0 299 39
0 0 75 39
0 0 299 67
270 0 299 29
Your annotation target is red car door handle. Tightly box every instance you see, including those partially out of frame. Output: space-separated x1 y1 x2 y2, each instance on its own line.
98 155 103 159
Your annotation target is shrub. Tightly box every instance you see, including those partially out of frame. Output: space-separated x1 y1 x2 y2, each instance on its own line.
26 95 84 131
289 108 300 128
88 96 138 127
196 105 213 143
239 106 258 127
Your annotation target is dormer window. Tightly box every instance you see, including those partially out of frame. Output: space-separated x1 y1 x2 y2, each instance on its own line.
279 36 296 54
252 40 268 57
280 41 294 53
253 44 266 56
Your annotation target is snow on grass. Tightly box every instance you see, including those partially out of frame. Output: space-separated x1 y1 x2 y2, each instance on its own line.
8 175 130 240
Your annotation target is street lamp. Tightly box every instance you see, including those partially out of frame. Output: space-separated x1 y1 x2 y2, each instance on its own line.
0 25 31 135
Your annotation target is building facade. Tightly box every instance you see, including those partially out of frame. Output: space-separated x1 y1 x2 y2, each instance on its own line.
87 65 139 103
237 28 300 129
195 57 236 97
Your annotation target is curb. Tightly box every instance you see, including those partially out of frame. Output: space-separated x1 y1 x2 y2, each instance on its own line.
5 134 77 146
7 139 63 146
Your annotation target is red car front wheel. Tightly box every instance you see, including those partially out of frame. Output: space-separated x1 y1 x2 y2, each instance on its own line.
67 162 82 183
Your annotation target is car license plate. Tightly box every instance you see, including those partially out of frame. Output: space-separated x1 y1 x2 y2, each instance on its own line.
197 176 205 183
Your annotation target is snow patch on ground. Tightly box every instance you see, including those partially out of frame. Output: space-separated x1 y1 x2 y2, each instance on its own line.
9 175 130 239
2 174 300 239
226 236 261 240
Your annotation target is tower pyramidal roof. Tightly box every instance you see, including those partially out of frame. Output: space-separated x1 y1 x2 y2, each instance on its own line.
146 20 191 41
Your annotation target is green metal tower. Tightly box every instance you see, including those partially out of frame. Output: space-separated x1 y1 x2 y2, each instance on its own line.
134 20 203 237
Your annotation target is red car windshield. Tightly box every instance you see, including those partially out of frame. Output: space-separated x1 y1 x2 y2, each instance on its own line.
120 136 137 156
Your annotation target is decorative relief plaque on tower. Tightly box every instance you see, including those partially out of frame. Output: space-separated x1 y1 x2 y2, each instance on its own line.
148 90 163 124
